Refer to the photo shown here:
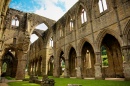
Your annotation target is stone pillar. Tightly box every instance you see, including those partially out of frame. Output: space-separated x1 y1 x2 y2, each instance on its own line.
28 62 31 76
76 56 83 79
122 46 130 81
64 59 69 78
15 51 27 80
0 61 1 75
37 59 42 76
42 58 46 76
0 51 3 76
94 52 103 80
32 63 34 75
53 56 60 77
34 61 37 76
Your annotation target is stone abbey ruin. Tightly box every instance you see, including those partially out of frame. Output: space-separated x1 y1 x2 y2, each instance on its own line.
0 0 130 81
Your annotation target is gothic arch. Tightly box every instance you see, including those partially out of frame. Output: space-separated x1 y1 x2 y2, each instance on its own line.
2 51 17 77
123 20 130 36
57 48 64 58
66 44 77 59
123 20 130 46
76 2 87 15
95 29 122 52
28 14 55 35
78 38 94 56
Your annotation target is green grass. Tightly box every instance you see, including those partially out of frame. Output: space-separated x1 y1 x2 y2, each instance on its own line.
8 81 40 86
49 77 130 86
8 77 130 86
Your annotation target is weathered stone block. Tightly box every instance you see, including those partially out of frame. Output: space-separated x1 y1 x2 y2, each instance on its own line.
29 75 38 83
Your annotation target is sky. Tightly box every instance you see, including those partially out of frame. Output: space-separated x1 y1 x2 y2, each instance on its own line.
9 0 78 21
9 0 78 43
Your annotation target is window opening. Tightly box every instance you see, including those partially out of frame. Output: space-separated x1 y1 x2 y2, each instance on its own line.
11 17 19 26
50 37 53 47
81 9 87 24
70 19 74 31
60 28 63 37
98 0 107 13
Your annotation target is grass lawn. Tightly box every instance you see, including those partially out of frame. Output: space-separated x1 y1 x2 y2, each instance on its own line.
8 77 130 86
8 81 40 86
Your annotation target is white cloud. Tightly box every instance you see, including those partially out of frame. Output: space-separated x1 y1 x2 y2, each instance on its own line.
34 0 78 21
31 0 78 43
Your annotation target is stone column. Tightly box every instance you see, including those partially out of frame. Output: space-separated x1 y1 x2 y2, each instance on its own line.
28 62 31 76
15 51 27 80
64 59 69 78
34 61 37 76
31 63 34 75
76 56 83 79
0 51 3 76
42 57 46 76
0 58 2 76
122 46 130 81
94 52 103 80
53 56 60 77
37 59 42 76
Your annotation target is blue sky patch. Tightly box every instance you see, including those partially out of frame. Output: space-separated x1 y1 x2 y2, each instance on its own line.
9 0 41 13
54 1 66 11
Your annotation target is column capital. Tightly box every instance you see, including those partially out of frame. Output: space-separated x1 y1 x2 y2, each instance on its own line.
122 45 130 50
95 52 101 55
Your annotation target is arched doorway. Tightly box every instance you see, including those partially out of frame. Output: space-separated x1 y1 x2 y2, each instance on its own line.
69 47 77 77
59 51 65 76
81 42 95 78
48 56 54 76
2 51 17 77
101 34 123 78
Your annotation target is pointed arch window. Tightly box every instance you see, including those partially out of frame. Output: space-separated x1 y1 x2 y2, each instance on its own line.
11 16 19 26
70 19 74 31
98 0 107 13
60 28 63 37
81 8 87 24
50 37 53 47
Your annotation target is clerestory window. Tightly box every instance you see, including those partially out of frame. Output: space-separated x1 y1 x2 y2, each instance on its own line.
98 0 107 13
11 17 19 26
50 37 53 47
70 19 74 31
81 9 87 24
60 28 63 37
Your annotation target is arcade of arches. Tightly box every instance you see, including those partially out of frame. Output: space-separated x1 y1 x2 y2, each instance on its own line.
0 0 130 81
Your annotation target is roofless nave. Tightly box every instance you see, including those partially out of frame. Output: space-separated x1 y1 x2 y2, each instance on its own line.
0 0 130 81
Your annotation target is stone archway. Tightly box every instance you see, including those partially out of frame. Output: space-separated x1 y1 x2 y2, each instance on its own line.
2 51 17 78
101 34 123 78
59 51 65 76
48 56 54 76
69 47 77 77
81 42 95 78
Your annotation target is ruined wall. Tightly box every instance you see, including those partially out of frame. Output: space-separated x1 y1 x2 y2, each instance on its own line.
53 0 130 80
28 28 54 76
